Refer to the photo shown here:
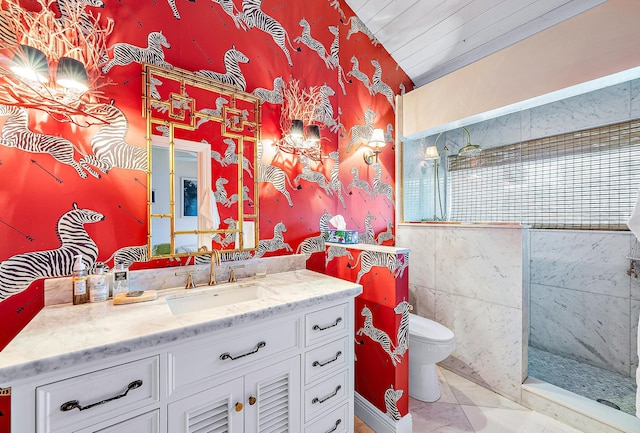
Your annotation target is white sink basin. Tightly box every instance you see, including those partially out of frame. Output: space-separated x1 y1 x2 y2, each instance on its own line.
166 285 275 315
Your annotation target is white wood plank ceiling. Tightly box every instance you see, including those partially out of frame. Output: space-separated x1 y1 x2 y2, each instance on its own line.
344 0 606 87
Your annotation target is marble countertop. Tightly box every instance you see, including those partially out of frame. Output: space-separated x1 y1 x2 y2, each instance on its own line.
0 269 362 383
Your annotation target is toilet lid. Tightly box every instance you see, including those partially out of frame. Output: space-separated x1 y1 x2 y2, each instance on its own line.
409 314 455 342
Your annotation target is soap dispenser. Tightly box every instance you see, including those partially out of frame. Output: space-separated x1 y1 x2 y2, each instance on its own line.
72 254 88 305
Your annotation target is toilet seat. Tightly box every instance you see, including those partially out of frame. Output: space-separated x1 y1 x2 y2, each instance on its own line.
409 314 454 344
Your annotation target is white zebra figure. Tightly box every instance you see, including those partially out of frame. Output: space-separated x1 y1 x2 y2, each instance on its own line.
326 151 346 209
211 217 236 248
359 211 376 245
384 123 394 143
343 15 379 46
197 47 249 91
328 26 348 96
212 0 246 30
376 222 395 245
0 105 100 179
327 0 346 21
295 18 332 68
105 245 149 269
215 138 253 178
254 222 293 258
165 0 196 20
384 385 403 421
195 97 229 128
102 31 172 74
55 0 104 35
83 101 147 173
348 250 403 284
347 166 373 198
252 76 284 105
314 84 343 134
346 108 375 153
294 156 331 195
370 60 396 112
346 56 372 94
227 185 253 207
257 141 297 207
357 305 401 366
371 163 395 205
295 235 325 260
213 177 232 207
326 245 353 266
239 0 300 67
393 301 410 357
0 203 104 301
399 82 406 96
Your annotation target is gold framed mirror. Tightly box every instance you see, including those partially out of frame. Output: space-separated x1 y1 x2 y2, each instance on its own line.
142 63 260 259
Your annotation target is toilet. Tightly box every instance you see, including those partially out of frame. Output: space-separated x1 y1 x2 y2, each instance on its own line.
408 313 456 402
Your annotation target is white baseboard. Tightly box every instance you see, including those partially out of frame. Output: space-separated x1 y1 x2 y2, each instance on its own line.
354 392 412 433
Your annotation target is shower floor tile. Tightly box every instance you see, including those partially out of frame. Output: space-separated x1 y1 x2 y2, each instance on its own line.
528 346 636 416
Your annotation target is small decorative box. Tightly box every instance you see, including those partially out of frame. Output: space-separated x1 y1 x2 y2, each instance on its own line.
322 230 359 244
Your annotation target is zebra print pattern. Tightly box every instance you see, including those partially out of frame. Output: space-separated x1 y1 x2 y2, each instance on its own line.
349 250 402 284
326 151 346 209
105 245 149 269
328 26 348 96
384 385 403 421
376 222 395 245
295 234 325 259
254 222 292 258
295 18 331 68
215 138 253 178
346 108 375 153
357 305 401 366
165 0 196 20
211 217 237 248
196 97 229 128
359 211 376 245
196 47 249 91
239 0 299 67
82 102 147 173
257 141 296 207
326 245 353 266
343 16 379 46
346 56 372 93
102 31 172 74
0 105 100 179
294 156 331 194
56 0 104 36
313 84 340 133
211 0 246 29
372 163 395 205
227 185 253 207
0 203 104 300
370 60 396 112
347 166 373 198
327 0 346 21
393 301 410 357
252 77 284 104
213 177 231 207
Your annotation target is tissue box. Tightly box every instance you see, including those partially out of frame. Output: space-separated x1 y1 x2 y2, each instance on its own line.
322 230 359 244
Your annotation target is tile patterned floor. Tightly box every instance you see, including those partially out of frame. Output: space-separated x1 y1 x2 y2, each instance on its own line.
355 366 587 433
528 346 636 415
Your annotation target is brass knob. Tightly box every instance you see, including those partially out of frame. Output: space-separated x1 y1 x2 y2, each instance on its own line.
235 402 243 412
248 396 256 405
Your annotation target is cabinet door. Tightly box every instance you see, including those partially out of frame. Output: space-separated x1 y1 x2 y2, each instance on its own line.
243 356 301 433
168 377 244 433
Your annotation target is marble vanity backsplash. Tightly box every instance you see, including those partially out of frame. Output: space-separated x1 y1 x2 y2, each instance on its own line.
44 255 307 306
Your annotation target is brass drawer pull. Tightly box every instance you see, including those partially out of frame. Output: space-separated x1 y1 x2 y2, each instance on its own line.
248 396 256 405
312 317 342 331
60 380 143 412
220 341 266 361
325 419 342 433
312 385 341 404
312 351 342 367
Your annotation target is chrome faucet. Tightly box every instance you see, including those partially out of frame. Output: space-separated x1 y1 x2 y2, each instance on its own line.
209 249 221 285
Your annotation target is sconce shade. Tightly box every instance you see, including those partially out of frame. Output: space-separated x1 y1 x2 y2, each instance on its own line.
369 128 386 148
10 45 49 83
306 124 320 142
424 145 439 160
56 57 89 92
290 119 304 138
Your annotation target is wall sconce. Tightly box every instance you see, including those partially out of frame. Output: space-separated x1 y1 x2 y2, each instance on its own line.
363 128 387 164
273 119 323 162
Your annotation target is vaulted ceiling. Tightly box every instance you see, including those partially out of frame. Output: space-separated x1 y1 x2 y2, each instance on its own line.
344 0 607 88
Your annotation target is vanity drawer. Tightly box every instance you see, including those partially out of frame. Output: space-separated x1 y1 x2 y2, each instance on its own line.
305 402 349 433
36 356 160 433
304 336 348 385
304 370 349 423
305 303 349 347
169 318 299 392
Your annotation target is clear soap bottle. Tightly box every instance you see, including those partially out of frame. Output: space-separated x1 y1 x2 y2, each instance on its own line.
72 254 88 305
88 263 109 303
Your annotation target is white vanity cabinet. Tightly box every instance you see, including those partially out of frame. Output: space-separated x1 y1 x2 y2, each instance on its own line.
5 295 357 433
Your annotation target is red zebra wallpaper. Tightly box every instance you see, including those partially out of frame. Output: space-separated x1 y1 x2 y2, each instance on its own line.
0 0 412 398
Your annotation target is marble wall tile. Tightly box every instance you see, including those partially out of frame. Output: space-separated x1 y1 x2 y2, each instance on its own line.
530 283 631 376
435 291 524 402
465 111 523 149
631 299 640 378
529 81 632 140
529 230 631 299
629 78 640 119
408 283 435 319
435 227 525 309
396 225 436 290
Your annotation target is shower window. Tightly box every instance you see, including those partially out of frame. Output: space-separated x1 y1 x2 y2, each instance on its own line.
402 119 640 230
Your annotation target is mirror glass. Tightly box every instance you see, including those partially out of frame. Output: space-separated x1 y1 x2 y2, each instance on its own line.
143 64 260 258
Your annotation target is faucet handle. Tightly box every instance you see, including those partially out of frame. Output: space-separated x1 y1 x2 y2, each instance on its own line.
228 264 245 283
